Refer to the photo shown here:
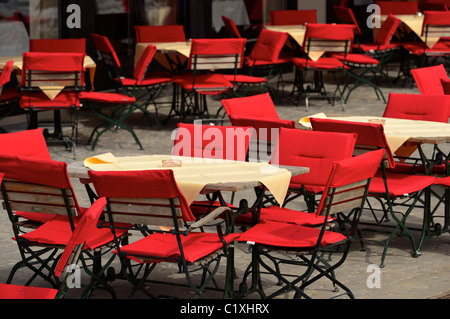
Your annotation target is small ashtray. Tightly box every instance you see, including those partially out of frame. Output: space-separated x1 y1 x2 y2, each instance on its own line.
162 159 182 167
368 119 385 125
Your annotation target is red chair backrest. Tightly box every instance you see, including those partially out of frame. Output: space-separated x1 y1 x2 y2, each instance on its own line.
374 14 401 49
247 29 288 63
222 16 242 38
375 1 418 15
173 123 254 161
269 9 317 25
0 128 51 159
333 5 362 35
383 92 450 122
411 64 448 94
132 44 157 80
270 127 357 187
29 38 86 53
422 11 450 37
134 25 186 43
88 169 196 224
303 23 356 54
188 38 246 70
54 197 106 277
21 52 85 87
91 33 121 68
0 60 14 88
310 117 396 169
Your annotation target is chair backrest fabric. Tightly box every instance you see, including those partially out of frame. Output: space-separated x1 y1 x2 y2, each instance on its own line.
88 169 196 225
0 153 82 219
188 38 246 70
315 149 385 216
0 60 14 88
270 127 357 187
173 123 253 161
248 29 288 63
134 25 186 43
269 9 317 25
422 11 450 38
54 197 106 277
21 52 85 88
310 117 395 169
132 44 157 80
383 92 450 122
91 33 121 69
0 128 51 159
374 14 401 49
411 64 448 94
29 38 86 53
303 23 356 54
222 16 242 38
333 5 362 35
375 1 418 15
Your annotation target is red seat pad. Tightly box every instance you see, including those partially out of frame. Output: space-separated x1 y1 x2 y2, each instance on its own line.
0 283 57 299
118 74 172 87
333 53 380 65
368 171 436 197
355 41 402 52
221 74 267 83
292 57 344 69
172 73 233 93
238 220 347 248
435 176 450 187
19 91 81 109
245 56 292 67
17 215 128 250
387 162 446 175
403 41 450 56
259 205 331 226
115 232 240 264
79 91 136 104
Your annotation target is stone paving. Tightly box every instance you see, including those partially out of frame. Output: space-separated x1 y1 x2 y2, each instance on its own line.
0 67 449 300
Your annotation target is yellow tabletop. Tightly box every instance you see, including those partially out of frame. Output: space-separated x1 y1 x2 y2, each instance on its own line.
81 153 299 206
299 113 450 157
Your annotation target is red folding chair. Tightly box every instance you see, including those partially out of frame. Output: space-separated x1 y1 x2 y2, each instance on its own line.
269 9 317 25
19 52 85 158
0 197 107 299
382 92 450 175
171 38 246 121
0 128 51 160
88 169 240 298
292 23 355 110
411 64 449 95
0 60 20 133
375 1 419 15
237 149 385 299
310 117 437 267
221 93 296 161
0 153 127 298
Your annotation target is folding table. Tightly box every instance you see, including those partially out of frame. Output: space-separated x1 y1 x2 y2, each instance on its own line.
67 153 309 298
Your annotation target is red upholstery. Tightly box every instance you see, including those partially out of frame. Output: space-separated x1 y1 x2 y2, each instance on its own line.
130 44 171 86
375 1 418 15
292 57 345 69
258 205 331 226
0 284 58 299
116 232 239 264
172 74 233 94
221 93 296 141
246 29 289 64
333 53 380 66
222 16 242 38
442 78 450 94
29 38 86 53
383 92 450 122
173 123 253 161
269 9 317 25
134 25 186 43
333 5 362 35
91 33 121 68
368 170 437 197
357 14 401 52
270 127 357 190
411 64 448 94
0 60 14 88
88 169 196 222
79 91 135 104
0 128 51 159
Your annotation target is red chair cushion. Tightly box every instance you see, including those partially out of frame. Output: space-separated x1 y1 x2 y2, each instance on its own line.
116 232 240 263
19 92 81 110
221 74 267 84
79 91 136 104
369 171 436 197
259 205 330 226
292 57 344 69
0 128 51 159
0 283 57 299
248 29 288 63
333 53 380 65
119 74 172 87
17 215 129 251
172 73 233 93
238 220 347 248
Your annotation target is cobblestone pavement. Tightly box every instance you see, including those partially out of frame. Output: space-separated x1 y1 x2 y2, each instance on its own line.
0 68 449 300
